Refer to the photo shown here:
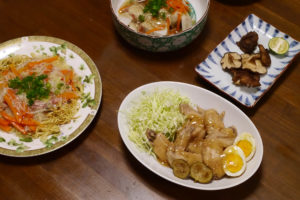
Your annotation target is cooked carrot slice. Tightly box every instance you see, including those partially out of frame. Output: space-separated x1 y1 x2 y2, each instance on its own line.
10 64 20 77
146 25 166 34
58 91 78 100
21 118 40 126
0 118 10 126
1 111 17 123
19 56 58 73
28 125 37 132
11 122 27 135
4 89 24 123
0 124 12 132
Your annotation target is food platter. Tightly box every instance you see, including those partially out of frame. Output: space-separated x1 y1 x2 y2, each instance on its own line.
195 14 300 107
0 36 102 157
118 81 263 190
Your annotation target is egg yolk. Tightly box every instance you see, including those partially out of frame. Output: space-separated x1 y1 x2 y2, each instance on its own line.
237 140 252 158
224 154 244 173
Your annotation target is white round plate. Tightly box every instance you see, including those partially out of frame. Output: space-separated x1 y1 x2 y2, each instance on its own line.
118 81 263 190
0 36 102 157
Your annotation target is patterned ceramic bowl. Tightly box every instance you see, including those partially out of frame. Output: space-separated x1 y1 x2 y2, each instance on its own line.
110 0 210 52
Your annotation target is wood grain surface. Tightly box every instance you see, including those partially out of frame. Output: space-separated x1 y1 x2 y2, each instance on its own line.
0 0 299 199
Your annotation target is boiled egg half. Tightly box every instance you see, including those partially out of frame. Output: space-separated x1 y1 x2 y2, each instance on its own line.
234 132 256 162
223 145 246 177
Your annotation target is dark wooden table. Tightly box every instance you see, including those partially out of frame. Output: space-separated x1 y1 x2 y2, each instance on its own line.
0 0 299 199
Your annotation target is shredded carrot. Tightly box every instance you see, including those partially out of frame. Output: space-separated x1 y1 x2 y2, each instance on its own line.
28 125 37 132
19 55 58 73
146 25 166 34
1 111 17 123
4 89 24 123
0 124 12 132
58 91 78 100
0 118 10 126
44 64 53 74
118 2 134 14
176 12 182 31
11 122 27 135
167 0 189 14
21 118 40 126
10 64 20 77
1 70 9 76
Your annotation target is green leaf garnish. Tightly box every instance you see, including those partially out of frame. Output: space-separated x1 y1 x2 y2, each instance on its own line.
83 74 95 84
9 74 51 106
20 137 33 142
143 0 167 18
138 15 145 22
81 92 96 108
44 136 58 148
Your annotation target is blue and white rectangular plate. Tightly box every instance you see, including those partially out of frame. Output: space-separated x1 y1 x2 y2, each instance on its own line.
195 14 300 107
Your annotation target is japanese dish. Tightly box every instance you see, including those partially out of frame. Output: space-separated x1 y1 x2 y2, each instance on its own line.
127 89 256 183
220 31 271 87
118 0 195 36
0 55 83 141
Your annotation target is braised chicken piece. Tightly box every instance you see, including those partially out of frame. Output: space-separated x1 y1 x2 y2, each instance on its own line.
202 109 237 179
167 144 203 167
179 103 206 153
146 104 238 181
237 31 258 53
146 129 170 164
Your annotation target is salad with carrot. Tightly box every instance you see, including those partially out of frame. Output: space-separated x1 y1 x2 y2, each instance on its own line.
0 54 83 140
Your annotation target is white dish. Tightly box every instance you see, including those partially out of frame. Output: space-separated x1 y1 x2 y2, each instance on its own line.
0 36 102 157
118 81 263 190
195 14 300 107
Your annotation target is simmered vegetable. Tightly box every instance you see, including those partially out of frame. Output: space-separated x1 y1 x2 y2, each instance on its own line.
190 162 213 183
172 159 190 179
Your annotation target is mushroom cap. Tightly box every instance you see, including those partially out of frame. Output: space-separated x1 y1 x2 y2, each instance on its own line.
258 44 271 67
241 53 267 74
221 52 242 70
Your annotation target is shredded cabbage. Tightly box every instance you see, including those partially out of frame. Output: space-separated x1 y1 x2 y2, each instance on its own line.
127 89 190 154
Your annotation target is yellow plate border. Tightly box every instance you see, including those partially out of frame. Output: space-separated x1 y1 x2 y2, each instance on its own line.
0 36 102 157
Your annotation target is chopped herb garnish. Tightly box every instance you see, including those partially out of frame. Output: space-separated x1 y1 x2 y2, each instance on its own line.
69 54 74 59
9 74 51 106
7 139 28 152
160 12 166 19
16 145 28 153
20 137 33 142
60 136 67 141
168 7 174 13
83 74 95 84
80 64 85 70
49 43 67 56
57 82 64 89
144 0 167 18
0 137 5 142
8 139 20 146
49 46 59 56
44 136 58 148
81 92 96 108
138 15 145 22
